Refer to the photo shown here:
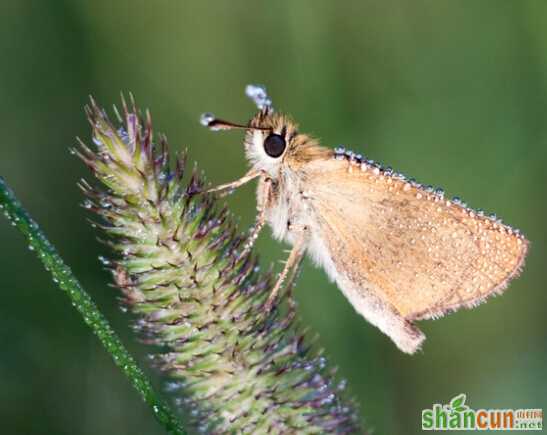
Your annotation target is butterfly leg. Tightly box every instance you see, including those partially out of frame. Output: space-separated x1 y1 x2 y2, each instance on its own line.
205 168 262 197
279 246 305 311
236 177 272 261
264 226 308 312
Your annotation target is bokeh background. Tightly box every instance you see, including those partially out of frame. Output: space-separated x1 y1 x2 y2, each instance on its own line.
1 2 546 434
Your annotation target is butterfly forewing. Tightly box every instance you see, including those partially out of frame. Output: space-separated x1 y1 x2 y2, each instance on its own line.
302 157 528 321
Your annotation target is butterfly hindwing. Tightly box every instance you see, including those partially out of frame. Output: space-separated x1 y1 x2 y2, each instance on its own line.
301 156 527 323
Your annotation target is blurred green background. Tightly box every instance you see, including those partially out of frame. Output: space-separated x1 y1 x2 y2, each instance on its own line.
1 2 546 434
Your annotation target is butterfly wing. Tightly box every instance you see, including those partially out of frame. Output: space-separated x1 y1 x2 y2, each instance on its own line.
300 156 527 338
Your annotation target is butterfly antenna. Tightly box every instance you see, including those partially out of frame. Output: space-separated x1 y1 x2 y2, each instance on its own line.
199 84 273 132
199 112 270 132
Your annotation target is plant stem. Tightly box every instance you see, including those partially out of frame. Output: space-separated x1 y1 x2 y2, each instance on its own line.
0 177 186 435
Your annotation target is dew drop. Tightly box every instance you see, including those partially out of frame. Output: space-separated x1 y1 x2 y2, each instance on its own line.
199 112 215 127
318 356 326 369
245 84 272 110
334 146 346 160
321 393 335 405
98 255 111 266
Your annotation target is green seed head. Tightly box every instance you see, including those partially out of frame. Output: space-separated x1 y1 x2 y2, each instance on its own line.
77 96 362 434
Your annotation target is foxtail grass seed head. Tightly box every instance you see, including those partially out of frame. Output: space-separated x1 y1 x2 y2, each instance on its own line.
77 96 361 434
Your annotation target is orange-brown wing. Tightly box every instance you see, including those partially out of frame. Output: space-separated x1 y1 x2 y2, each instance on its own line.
301 156 528 321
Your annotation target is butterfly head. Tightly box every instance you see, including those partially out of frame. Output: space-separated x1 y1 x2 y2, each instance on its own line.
200 84 328 178
244 106 300 175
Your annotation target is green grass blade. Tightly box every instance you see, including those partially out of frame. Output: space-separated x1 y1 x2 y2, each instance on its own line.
0 177 186 435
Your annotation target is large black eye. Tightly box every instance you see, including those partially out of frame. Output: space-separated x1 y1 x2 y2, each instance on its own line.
263 134 286 158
